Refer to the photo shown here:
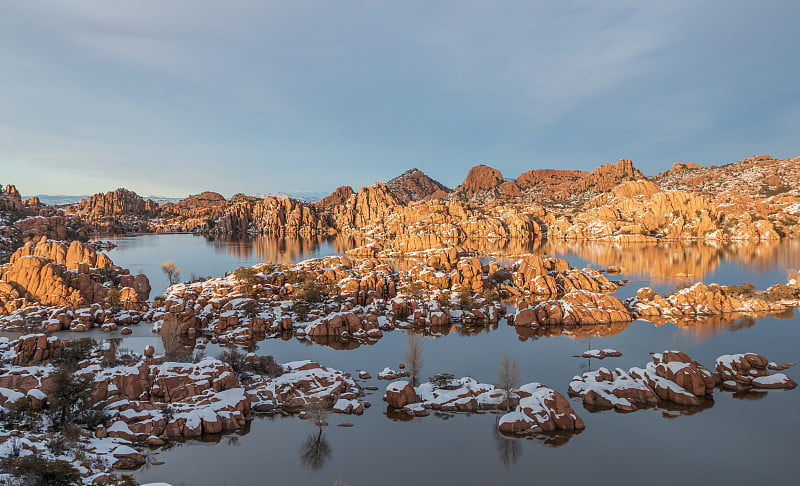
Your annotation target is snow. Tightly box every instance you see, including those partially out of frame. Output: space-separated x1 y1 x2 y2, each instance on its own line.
752 374 792 386
386 381 409 393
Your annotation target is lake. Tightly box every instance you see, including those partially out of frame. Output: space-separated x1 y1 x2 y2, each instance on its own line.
93 234 799 486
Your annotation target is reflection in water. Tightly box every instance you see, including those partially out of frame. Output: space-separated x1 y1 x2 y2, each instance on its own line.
513 321 631 341
493 422 522 468
497 429 583 447
198 234 800 285
660 397 715 418
161 327 198 361
538 239 800 284
299 430 332 471
384 406 415 422
644 311 788 345
211 235 337 265
731 390 769 401
304 334 380 350
581 396 716 418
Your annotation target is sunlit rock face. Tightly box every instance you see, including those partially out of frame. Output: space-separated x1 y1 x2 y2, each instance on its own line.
0 238 150 315
68 188 159 217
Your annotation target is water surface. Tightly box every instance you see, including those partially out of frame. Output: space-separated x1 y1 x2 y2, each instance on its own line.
91 234 799 486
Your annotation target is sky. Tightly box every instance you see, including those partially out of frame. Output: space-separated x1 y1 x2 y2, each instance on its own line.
1 0 799 198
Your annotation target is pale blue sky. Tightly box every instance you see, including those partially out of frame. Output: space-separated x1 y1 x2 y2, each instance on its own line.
1 1 798 197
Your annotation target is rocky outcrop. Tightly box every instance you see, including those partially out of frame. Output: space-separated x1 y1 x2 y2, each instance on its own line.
331 183 402 230
578 348 622 359
245 359 363 413
653 155 800 198
513 159 646 206
385 377 508 414
546 177 789 242
569 351 718 411
383 375 584 438
385 168 450 203
153 254 506 345
0 185 23 211
627 283 789 321
173 191 227 211
512 290 631 327
384 381 420 409
497 383 585 435
11 333 62 365
569 351 796 413
317 186 355 208
443 164 504 202
0 238 149 315
460 165 504 199
68 188 158 217
716 353 797 391
0 335 363 453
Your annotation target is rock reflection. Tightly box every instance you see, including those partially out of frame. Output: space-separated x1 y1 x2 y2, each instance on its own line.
731 390 769 401
659 397 715 418
303 334 380 350
161 326 198 361
496 427 582 447
209 235 337 265
384 406 414 422
539 239 800 284
299 430 332 471
526 430 582 447
640 311 785 344
513 321 631 341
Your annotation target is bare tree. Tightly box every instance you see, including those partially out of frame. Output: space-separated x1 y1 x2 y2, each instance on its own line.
299 396 333 471
497 353 522 411
405 333 424 386
305 396 331 429
161 260 181 285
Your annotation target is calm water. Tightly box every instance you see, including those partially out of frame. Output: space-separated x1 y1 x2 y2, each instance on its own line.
91 234 799 486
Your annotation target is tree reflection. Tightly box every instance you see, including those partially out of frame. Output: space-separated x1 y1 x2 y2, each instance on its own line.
493 423 522 468
299 429 332 471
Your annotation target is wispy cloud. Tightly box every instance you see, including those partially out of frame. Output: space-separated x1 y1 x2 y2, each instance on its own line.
1 0 799 195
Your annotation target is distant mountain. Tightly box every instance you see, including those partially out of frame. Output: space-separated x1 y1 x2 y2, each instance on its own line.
25 194 182 206
23 195 88 206
142 195 184 205
253 191 328 203
385 168 450 204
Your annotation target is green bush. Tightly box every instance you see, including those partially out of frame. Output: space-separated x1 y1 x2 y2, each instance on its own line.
765 284 798 302
234 267 261 298
428 373 455 390
53 338 97 371
105 286 122 313
3 455 81 486
293 279 327 304
217 349 283 381
401 281 426 298
46 367 96 427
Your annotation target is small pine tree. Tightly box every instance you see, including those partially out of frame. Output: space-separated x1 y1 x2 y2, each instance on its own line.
105 286 122 313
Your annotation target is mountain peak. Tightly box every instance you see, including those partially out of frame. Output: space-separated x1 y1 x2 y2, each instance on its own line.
386 168 450 204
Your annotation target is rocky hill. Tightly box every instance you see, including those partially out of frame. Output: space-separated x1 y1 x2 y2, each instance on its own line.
385 168 450 204
68 188 159 217
443 159 646 207
652 155 800 198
